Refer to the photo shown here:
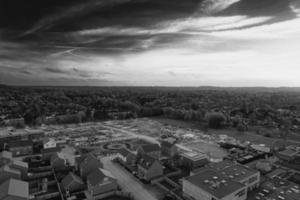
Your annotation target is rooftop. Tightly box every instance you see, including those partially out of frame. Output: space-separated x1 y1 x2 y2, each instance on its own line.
11 159 28 169
185 169 245 199
8 140 33 148
87 168 115 186
181 151 207 161
62 172 84 189
221 164 258 182
138 154 157 169
0 151 12 160
0 178 29 199
139 144 160 153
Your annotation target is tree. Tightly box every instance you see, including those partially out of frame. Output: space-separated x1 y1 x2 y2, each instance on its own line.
206 112 226 129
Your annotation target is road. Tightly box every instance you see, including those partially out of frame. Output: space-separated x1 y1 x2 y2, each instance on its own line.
101 157 159 200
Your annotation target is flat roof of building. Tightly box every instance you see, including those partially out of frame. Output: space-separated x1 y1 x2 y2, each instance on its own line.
221 164 258 182
181 151 207 161
185 169 245 199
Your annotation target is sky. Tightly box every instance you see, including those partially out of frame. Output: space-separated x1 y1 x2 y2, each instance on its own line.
0 0 300 87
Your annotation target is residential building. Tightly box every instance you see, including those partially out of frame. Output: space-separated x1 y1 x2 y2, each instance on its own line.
0 178 29 200
181 151 209 170
50 152 66 169
0 151 12 167
43 138 56 149
183 169 247 200
41 146 61 160
61 172 85 194
137 144 161 159
0 165 21 184
87 168 118 197
10 160 28 179
80 154 103 179
137 154 163 181
117 148 136 165
8 140 33 157
161 139 178 158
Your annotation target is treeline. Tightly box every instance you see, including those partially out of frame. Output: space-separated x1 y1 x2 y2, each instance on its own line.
1 86 300 131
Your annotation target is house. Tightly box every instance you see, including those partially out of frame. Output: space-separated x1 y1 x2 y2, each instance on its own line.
87 168 118 197
41 146 61 160
161 139 178 158
181 151 209 170
183 169 247 200
0 178 29 200
0 165 21 184
137 154 163 181
79 154 103 179
117 148 136 165
10 160 28 179
0 151 12 167
43 138 56 149
137 144 161 159
50 152 66 169
61 172 85 194
8 140 33 157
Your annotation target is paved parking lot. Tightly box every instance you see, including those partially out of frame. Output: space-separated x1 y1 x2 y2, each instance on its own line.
101 157 159 200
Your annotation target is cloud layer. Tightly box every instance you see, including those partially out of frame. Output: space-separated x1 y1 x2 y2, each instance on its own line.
0 0 300 86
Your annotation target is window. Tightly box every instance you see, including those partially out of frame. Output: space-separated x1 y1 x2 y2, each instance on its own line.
236 189 246 197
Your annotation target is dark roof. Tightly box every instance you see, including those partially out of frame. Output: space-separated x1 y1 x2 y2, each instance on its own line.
118 148 132 157
161 141 175 148
87 168 115 186
0 178 29 199
139 144 160 153
185 169 245 199
80 154 102 169
8 140 33 148
138 154 157 169
41 146 61 154
61 172 84 189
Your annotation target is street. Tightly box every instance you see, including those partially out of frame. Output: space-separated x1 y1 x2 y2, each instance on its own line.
101 157 160 200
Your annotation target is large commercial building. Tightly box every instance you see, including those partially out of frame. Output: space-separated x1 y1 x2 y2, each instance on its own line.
183 169 247 200
185 160 260 200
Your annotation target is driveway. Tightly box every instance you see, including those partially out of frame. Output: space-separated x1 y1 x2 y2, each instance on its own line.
101 157 159 200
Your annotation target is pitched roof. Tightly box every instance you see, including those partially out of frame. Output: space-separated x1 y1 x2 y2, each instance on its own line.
11 159 28 169
87 168 115 186
0 178 29 199
185 169 245 199
9 140 33 148
139 144 160 153
138 154 157 169
118 148 132 157
0 151 12 160
80 154 102 169
0 165 21 176
50 152 66 164
61 172 84 189
41 146 61 153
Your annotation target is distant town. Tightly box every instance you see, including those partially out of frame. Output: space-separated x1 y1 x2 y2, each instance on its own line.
0 86 299 200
